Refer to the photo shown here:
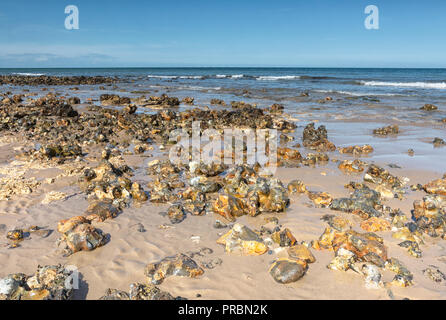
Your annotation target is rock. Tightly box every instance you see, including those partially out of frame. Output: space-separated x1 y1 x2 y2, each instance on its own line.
398 240 422 258
277 147 302 161
0 264 76 300
210 99 226 106
338 159 367 173
213 194 247 221
385 258 413 287
314 228 388 267
57 216 107 256
362 264 383 289
270 104 284 113
272 228 297 247
182 97 194 105
321 214 352 232
131 182 148 202
433 137 446 147
42 191 67 204
6 229 24 241
123 104 137 114
213 220 228 229
302 123 336 152
167 204 187 224
84 200 121 222
216 223 268 256
373 124 399 136
66 97 80 105
308 192 333 207
99 289 130 300
420 104 438 111
301 152 329 166
144 253 204 285
100 94 131 106
364 164 405 192
269 259 307 284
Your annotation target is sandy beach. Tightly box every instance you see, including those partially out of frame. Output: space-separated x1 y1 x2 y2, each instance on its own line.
0 72 445 300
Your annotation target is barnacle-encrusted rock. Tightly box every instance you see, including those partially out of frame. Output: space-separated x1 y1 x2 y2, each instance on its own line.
301 153 329 166
362 264 383 289
6 229 24 241
412 194 446 238
269 258 307 284
360 217 391 232
321 214 352 232
0 264 76 300
398 240 422 258
167 203 187 224
213 166 289 220
308 192 333 207
364 164 405 192
182 97 194 105
420 104 438 111
100 94 131 106
330 184 382 219
287 180 307 194
216 223 268 256
210 98 226 106
272 228 297 247
84 200 121 222
424 177 446 196
302 123 336 152
144 253 204 285
423 266 446 284
314 227 388 269
385 258 414 287
338 145 373 156
100 283 184 300
338 159 367 173
277 147 302 161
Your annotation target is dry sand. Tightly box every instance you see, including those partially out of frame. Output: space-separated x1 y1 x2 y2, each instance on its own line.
1 126 446 300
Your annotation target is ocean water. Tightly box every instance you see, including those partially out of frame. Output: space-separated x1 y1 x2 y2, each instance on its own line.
1 67 446 97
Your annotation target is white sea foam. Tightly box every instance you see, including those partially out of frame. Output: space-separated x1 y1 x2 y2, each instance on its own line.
359 80 446 89
315 89 400 97
147 75 178 79
13 72 45 76
231 74 244 79
256 75 301 81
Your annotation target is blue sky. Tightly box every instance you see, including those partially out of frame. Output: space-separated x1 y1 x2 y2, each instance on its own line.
0 0 445 68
